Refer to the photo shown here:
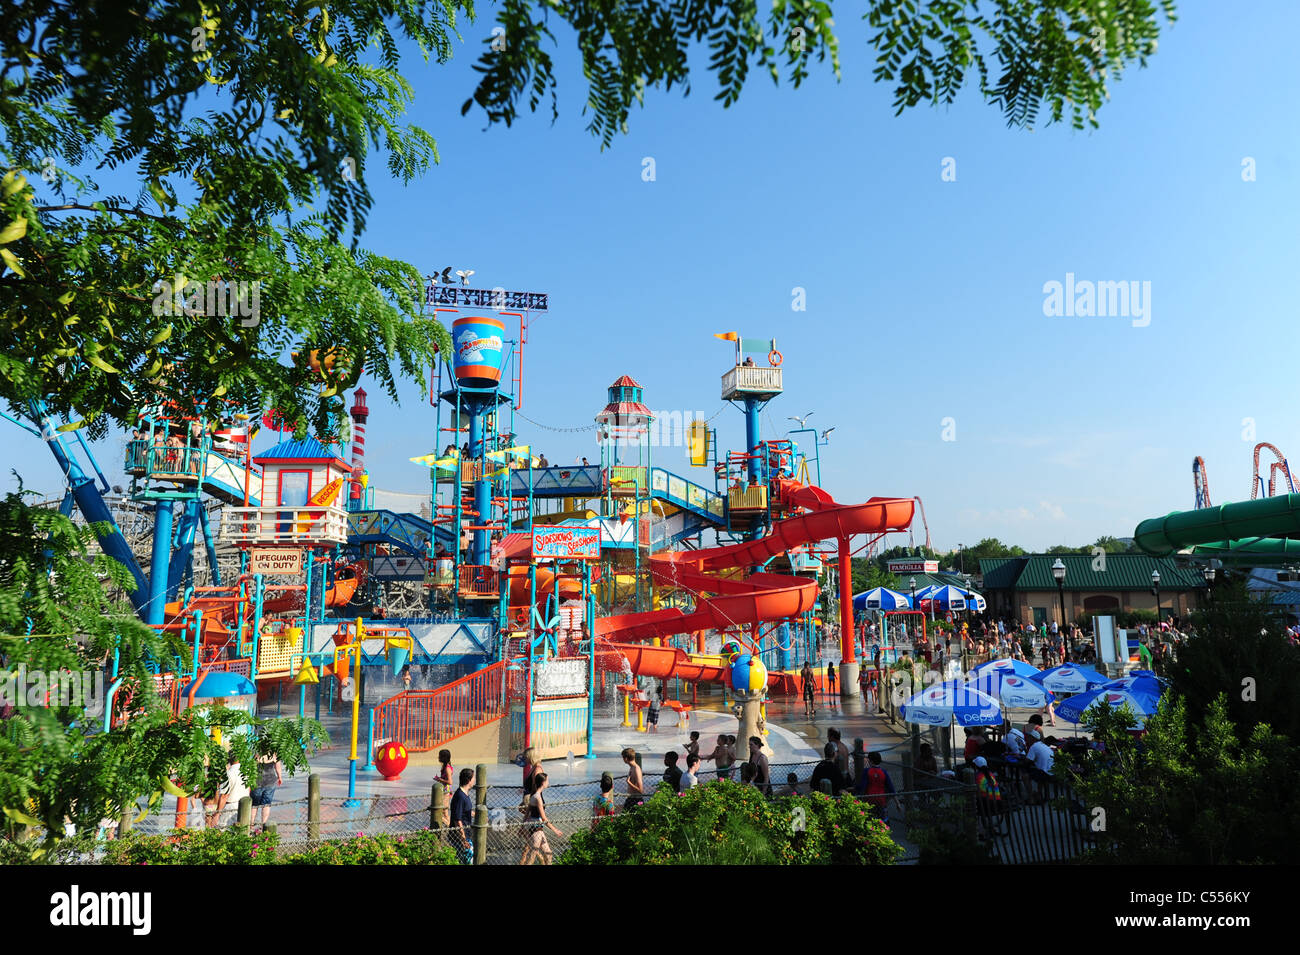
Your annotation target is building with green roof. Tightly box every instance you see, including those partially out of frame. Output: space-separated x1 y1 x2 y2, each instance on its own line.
976 554 1206 627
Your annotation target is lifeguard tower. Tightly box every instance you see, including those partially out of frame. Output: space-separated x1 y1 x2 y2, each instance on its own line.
218 435 351 547
716 333 784 539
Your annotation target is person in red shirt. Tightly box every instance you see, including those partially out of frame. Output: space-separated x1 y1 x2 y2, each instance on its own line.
963 727 986 764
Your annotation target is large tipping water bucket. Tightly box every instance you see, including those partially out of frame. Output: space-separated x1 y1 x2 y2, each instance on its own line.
451 316 505 388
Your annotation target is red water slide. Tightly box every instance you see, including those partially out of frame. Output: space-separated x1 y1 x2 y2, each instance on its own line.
594 490 913 689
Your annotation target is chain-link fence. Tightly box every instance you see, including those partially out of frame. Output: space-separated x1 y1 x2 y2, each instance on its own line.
14 738 1090 865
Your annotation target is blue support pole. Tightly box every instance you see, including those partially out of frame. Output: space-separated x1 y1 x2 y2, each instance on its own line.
198 504 221 587
743 396 762 484
584 561 595 758
148 500 174 626
468 396 493 568
362 709 375 771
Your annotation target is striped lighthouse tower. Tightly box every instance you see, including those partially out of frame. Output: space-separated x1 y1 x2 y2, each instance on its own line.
349 387 369 501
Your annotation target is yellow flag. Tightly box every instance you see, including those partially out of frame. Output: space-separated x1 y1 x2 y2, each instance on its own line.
713 332 738 341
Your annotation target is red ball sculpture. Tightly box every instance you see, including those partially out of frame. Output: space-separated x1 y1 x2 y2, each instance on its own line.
374 742 410 780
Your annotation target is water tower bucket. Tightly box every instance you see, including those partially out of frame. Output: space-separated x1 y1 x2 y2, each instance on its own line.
389 645 410 676
451 316 506 388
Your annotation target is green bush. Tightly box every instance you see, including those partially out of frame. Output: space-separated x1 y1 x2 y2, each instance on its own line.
61 827 459 866
102 827 278 865
558 780 901 865
280 831 458 866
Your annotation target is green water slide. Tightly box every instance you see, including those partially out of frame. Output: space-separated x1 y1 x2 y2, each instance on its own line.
1133 493 1300 565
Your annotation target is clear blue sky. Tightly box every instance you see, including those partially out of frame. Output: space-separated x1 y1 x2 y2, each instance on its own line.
9 2 1300 553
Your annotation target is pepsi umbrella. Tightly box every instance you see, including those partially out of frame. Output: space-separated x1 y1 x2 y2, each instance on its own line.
969 658 1043 681
1055 670 1165 729
1033 663 1109 694
900 679 1003 727
853 587 912 611
925 584 987 613
966 665 1054 709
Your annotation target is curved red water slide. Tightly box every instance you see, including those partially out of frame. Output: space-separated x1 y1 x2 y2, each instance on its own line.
594 489 914 689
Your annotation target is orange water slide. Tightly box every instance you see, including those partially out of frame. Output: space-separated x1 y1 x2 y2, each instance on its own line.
595 491 913 689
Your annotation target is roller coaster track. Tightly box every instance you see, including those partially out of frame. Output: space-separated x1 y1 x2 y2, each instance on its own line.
1193 456 1211 509
1251 443 1296 499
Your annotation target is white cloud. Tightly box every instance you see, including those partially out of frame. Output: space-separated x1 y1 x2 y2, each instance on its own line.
1038 500 1066 520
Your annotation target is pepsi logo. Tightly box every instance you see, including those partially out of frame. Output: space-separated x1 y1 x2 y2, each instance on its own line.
1106 693 1126 704
1005 677 1022 686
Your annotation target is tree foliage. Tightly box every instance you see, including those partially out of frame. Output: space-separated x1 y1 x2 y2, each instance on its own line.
1171 576 1300 743
1 0 458 438
1 489 326 849
1068 695 1300 865
2 0 1174 437
466 0 1177 147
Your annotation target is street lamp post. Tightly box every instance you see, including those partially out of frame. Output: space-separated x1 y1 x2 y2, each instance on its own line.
1203 561 1217 605
1151 569 1162 626
1051 558 1067 639
908 577 916 655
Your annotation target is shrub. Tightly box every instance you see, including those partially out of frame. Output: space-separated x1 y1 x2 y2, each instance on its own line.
102 827 279 865
558 780 900 865
280 831 458 865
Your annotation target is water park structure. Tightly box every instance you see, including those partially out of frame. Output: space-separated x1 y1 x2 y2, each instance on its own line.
5 282 919 802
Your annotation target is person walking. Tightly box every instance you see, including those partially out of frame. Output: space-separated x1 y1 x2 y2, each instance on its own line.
826 660 838 697
450 767 476 863
747 736 772 795
250 750 282 830
519 772 562 865
801 661 816 717
435 749 454 827
621 748 644 809
854 751 897 817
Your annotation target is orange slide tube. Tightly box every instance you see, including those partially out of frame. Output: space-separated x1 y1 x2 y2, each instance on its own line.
595 491 913 687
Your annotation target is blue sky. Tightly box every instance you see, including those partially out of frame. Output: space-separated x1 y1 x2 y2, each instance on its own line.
9 2 1300 553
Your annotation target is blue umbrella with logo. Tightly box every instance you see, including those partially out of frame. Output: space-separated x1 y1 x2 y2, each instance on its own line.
966 658 1053 708
1032 663 1110 694
852 587 912 611
900 679 1004 727
925 584 987 613
1055 670 1165 729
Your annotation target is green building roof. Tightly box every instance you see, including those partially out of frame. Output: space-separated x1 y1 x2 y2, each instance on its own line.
977 554 1205 591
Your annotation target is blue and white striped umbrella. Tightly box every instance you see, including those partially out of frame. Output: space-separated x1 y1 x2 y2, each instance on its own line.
1033 663 1110 694
924 584 987 613
966 659 1053 708
1056 670 1165 729
853 587 912 611
900 679 1004 727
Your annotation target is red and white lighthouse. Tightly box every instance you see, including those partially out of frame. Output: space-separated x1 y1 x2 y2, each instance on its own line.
349 387 369 501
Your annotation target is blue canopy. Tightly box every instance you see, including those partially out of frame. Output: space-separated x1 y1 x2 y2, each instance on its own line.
900 679 1003 727
923 584 987 613
1055 670 1165 728
853 587 912 611
1033 663 1110 694
966 659 1053 708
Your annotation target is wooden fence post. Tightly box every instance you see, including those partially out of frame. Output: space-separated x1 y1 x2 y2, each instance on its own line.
307 774 321 842
431 781 447 830
472 762 489 865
